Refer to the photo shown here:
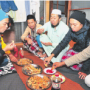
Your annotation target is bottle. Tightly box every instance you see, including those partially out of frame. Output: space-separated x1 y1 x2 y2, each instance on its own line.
51 73 61 90
19 48 24 58
14 45 18 57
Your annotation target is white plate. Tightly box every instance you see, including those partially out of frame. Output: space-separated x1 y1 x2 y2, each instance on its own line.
51 74 65 83
43 67 56 74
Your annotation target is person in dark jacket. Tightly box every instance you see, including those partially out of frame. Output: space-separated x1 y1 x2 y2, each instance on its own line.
44 10 90 72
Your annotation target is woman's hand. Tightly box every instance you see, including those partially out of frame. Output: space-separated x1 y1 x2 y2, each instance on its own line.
41 41 52 46
78 72 87 79
3 42 15 52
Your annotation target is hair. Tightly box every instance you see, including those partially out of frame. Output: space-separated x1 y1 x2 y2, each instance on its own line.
8 16 14 26
58 15 61 18
7 15 14 28
27 15 36 21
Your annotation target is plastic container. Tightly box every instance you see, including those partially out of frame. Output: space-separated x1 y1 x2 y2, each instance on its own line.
51 73 61 90
14 45 18 57
19 48 24 58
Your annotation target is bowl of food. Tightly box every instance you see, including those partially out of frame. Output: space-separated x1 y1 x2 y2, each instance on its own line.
17 58 33 66
26 74 52 90
22 64 42 75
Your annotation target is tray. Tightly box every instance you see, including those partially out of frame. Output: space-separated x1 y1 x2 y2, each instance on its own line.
16 58 33 66
22 64 42 75
26 74 52 90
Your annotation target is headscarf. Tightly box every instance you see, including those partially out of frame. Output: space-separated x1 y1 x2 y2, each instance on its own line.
0 9 8 21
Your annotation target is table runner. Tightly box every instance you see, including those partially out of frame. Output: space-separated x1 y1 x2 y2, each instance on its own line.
13 43 84 90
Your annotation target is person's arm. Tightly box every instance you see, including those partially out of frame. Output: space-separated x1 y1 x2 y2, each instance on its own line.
0 50 5 59
21 26 31 41
51 30 71 57
8 53 18 62
80 58 90 74
1 37 11 55
52 45 90 69
52 62 66 69
64 45 90 67
79 37 90 74
36 22 50 34
1 42 15 61
36 24 42 30
2 41 18 62
44 53 55 65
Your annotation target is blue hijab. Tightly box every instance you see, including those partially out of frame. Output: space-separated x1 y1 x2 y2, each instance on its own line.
0 9 8 21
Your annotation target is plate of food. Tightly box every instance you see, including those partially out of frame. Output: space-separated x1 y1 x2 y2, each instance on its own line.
22 64 42 75
26 74 52 90
43 67 56 75
51 74 65 83
17 58 33 66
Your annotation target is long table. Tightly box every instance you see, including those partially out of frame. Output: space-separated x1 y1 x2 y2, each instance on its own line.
13 43 84 90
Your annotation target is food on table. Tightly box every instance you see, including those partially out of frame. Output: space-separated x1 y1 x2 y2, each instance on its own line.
46 68 54 73
27 75 51 89
17 58 33 66
44 67 57 74
22 64 42 75
45 64 48 67
10 40 15 46
52 66 54 70
12 40 14 43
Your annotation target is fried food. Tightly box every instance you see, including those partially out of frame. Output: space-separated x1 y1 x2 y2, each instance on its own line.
17 58 32 66
23 64 41 75
45 64 48 67
52 66 54 70
12 40 14 43
27 75 50 89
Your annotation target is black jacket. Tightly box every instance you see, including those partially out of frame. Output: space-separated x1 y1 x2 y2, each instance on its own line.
52 19 90 57
0 49 5 64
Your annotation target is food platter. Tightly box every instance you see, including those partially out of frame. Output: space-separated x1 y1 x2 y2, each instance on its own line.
43 67 56 75
22 64 42 75
26 74 52 90
17 58 33 66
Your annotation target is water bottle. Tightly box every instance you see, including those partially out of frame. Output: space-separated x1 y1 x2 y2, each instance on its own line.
51 73 61 90
19 48 24 58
